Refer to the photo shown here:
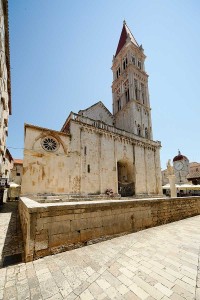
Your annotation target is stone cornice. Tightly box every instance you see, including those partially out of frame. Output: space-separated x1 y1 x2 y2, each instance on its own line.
112 64 148 90
113 99 151 115
24 123 70 137
113 43 146 65
71 119 161 151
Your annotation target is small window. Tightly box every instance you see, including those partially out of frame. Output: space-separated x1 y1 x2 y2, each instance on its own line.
117 99 121 111
138 60 142 70
145 128 148 139
125 89 130 103
134 79 139 100
84 146 87 155
16 173 20 176
116 67 121 78
137 124 141 136
132 56 136 65
123 57 128 70
141 83 145 104
87 164 90 173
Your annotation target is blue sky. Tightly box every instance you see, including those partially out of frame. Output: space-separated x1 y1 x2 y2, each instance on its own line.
8 0 200 169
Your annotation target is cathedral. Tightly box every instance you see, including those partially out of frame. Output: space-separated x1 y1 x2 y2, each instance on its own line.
21 22 162 197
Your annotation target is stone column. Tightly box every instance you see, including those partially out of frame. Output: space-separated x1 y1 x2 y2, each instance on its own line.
168 175 177 198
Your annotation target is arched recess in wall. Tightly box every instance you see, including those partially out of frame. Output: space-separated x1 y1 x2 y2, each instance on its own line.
32 131 68 155
117 159 135 197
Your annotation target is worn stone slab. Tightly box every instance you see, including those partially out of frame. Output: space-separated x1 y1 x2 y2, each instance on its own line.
1 213 200 299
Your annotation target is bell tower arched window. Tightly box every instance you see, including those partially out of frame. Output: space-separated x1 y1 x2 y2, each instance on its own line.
125 88 130 103
117 99 121 111
116 66 121 79
123 57 128 70
141 83 145 104
132 55 136 65
134 79 139 100
138 60 142 70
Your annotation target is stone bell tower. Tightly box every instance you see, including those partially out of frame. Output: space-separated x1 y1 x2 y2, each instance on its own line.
112 21 153 140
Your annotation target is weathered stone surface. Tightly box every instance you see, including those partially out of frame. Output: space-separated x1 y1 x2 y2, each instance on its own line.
21 118 162 197
19 196 200 261
1 214 200 299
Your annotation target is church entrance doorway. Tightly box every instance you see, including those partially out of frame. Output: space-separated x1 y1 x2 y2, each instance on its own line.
117 160 135 197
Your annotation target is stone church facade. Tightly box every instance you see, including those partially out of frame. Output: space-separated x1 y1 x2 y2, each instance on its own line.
21 22 162 197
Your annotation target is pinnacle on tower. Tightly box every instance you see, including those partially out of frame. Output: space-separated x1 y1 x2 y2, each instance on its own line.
115 21 139 57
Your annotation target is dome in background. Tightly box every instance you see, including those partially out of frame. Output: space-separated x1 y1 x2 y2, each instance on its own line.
173 150 188 162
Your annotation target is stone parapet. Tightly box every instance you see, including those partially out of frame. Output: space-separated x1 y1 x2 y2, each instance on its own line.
62 112 161 149
19 196 200 262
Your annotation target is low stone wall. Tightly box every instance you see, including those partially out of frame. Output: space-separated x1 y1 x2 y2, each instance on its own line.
19 196 200 262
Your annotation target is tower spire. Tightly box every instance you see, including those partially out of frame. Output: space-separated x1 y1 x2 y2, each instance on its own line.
112 23 152 139
115 21 139 57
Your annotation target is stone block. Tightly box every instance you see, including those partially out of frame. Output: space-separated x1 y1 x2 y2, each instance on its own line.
103 225 114 236
49 232 80 248
35 230 48 251
71 218 89 231
54 214 75 221
80 229 95 242
47 221 71 235
35 248 50 260
89 217 103 228
102 216 114 227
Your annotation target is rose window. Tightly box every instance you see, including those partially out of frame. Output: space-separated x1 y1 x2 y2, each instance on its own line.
41 136 59 152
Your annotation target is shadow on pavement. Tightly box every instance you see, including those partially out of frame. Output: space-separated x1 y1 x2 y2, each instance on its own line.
0 202 24 268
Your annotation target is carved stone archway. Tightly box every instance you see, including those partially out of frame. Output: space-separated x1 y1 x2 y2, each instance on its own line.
117 159 135 197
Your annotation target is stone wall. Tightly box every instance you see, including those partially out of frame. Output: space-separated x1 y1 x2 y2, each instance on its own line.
19 196 200 262
21 122 162 197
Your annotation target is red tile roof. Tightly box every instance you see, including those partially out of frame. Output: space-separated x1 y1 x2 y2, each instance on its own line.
14 159 23 164
173 154 188 162
115 21 139 57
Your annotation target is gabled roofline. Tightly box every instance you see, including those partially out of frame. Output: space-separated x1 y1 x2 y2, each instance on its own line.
61 111 73 132
13 159 23 165
78 101 114 119
24 123 69 137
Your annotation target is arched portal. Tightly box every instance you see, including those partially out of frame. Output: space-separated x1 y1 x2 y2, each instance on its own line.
117 160 135 197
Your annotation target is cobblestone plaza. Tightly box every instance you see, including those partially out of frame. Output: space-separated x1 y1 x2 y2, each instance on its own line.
0 203 200 299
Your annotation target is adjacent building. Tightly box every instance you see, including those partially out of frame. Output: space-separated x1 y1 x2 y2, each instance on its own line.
10 159 23 185
187 162 200 185
0 0 11 204
162 151 200 186
21 22 162 197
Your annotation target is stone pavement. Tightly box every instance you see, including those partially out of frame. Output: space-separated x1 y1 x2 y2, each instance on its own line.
0 202 24 267
0 207 200 300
